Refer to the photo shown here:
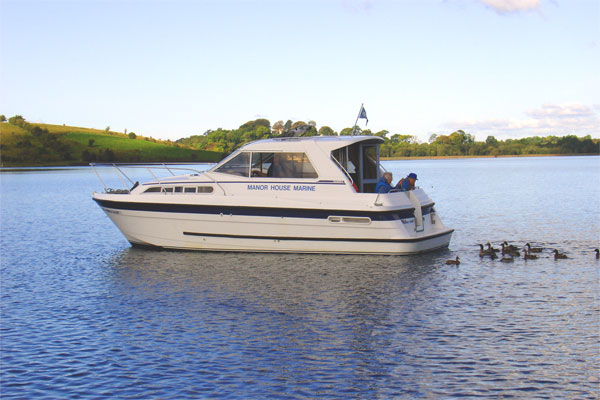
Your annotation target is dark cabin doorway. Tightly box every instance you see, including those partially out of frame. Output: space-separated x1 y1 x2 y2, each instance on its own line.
332 139 382 193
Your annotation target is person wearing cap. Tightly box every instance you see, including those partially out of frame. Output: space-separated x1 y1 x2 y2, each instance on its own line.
399 172 417 191
375 172 394 193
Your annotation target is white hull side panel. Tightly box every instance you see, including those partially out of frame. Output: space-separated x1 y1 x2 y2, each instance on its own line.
102 209 453 255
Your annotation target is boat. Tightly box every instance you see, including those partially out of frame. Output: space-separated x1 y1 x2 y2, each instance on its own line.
91 135 453 254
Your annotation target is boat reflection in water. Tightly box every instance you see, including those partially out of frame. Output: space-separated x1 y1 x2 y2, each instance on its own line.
92 135 453 254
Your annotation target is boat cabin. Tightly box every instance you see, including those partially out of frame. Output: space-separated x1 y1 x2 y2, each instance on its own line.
210 136 385 193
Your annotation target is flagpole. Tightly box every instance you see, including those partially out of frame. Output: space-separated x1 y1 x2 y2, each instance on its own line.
352 103 363 136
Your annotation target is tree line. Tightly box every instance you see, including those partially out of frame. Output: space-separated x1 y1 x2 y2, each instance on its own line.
177 119 599 157
0 115 221 165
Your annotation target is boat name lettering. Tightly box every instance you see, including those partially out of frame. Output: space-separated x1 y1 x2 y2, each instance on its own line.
293 185 316 191
247 184 316 192
271 184 291 191
247 184 269 190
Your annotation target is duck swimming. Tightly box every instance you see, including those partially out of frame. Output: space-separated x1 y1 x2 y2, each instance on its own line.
523 249 538 260
479 244 497 259
501 243 521 257
525 243 543 253
502 241 519 252
479 244 488 256
500 254 514 263
595 248 599 259
446 256 460 265
486 242 499 254
553 249 568 260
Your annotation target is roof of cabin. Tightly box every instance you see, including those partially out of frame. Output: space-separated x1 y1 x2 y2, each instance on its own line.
238 135 384 153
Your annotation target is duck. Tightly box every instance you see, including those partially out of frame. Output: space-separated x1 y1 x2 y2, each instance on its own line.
595 248 599 259
446 256 460 265
525 243 543 253
553 249 568 260
486 242 499 254
479 244 488 256
479 244 498 259
523 249 538 260
500 254 514 263
502 241 519 252
501 243 521 257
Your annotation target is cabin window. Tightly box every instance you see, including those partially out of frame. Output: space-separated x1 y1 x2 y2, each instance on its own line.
184 187 196 193
251 152 317 178
144 187 161 193
214 152 250 177
174 186 183 193
250 152 273 177
162 187 174 193
197 186 214 193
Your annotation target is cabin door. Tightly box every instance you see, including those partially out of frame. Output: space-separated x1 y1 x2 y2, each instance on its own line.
359 143 380 193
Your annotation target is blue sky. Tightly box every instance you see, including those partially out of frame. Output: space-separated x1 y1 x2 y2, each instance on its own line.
1 0 598 142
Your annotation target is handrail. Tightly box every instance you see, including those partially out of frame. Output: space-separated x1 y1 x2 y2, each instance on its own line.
91 164 109 192
201 171 228 195
330 155 355 189
89 162 213 193
113 165 130 192
115 164 135 186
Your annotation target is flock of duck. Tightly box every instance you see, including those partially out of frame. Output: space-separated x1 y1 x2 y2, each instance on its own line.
445 242 600 265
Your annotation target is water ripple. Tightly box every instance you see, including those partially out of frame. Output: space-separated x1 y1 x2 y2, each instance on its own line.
1 159 599 398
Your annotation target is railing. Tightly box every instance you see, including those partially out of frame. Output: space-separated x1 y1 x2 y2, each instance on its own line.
90 163 214 194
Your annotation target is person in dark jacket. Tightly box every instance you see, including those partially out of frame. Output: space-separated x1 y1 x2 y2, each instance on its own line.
399 172 417 191
375 172 394 193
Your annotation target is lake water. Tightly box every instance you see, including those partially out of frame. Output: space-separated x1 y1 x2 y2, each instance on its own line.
1 156 599 399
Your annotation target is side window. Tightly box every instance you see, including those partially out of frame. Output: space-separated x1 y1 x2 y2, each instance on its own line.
277 153 317 178
253 152 317 178
144 187 161 193
251 153 274 177
296 153 318 178
214 152 250 177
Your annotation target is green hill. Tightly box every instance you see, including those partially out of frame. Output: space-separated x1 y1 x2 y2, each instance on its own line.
0 117 223 167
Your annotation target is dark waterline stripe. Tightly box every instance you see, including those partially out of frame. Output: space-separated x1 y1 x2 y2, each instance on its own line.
182 230 454 243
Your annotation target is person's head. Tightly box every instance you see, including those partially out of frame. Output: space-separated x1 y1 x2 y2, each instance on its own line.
383 172 393 184
407 172 417 184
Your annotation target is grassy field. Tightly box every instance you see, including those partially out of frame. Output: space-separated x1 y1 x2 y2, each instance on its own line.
0 122 223 166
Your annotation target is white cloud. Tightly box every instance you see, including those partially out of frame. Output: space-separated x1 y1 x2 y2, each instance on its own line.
479 0 540 14
525 104 595 119
441 104 600 139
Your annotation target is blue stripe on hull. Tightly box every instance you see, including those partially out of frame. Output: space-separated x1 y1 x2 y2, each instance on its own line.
94 198 434 221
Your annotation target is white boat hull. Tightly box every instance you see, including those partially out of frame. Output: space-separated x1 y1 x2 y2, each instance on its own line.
96 199 453 255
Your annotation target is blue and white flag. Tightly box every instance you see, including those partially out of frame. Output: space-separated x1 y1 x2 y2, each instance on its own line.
359 106 368 125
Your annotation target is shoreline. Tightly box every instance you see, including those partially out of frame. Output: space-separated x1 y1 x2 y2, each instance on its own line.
381 153 599 161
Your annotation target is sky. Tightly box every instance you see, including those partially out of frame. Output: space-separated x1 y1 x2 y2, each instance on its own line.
1 0 598 142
